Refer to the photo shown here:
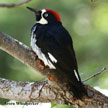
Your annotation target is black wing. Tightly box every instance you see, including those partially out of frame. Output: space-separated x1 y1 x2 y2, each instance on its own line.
36 24 81 84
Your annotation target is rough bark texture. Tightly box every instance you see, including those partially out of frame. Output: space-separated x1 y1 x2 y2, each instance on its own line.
0 32 108 108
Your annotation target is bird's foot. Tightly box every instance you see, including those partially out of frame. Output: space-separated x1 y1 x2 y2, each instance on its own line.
49 74 54 81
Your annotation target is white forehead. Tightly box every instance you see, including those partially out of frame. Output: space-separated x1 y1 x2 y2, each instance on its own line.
41 9 46 15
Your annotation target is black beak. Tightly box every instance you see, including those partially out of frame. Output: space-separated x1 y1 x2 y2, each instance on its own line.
27 7 38 13
27 7 41 21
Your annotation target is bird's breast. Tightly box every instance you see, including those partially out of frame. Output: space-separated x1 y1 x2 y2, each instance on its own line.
30 25 57 69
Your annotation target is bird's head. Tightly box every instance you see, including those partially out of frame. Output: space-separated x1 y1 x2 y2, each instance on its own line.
27 7 61 25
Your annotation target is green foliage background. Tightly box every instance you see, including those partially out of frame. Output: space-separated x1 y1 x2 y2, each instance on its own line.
0 0 108 107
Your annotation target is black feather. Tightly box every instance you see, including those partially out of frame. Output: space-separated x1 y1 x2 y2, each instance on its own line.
31 22 87 98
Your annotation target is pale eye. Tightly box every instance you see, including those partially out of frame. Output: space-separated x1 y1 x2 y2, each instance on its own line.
44 13 48 17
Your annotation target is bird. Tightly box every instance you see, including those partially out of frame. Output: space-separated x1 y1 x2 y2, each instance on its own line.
27 7 87 99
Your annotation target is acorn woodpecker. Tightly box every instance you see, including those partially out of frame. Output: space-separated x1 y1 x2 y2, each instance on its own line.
27 7 87 99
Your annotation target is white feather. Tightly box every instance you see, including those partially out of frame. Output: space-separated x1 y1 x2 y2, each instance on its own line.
48 52 57 63
37 9 48 25
74 70 80 81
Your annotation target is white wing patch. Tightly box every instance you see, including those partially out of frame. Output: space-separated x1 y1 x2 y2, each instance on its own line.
74 70 80 81
48 52 57 63
47 60 56 69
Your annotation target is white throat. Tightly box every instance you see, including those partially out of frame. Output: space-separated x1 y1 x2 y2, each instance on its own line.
36 9 48 25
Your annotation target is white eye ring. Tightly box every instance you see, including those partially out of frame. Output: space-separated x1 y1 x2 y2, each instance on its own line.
44 13 48 17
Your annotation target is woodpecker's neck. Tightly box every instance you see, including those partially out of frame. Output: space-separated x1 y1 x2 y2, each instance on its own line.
36 21 62 26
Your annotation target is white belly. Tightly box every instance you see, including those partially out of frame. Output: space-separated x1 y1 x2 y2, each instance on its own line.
31 26 57 69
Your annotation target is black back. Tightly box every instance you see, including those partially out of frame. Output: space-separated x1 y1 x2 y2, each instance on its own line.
31 22 87 98
32 22 81 83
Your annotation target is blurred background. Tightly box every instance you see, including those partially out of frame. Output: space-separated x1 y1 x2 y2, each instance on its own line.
0 0 108 107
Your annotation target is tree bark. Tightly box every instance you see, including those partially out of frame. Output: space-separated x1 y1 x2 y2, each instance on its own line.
0 32 108 108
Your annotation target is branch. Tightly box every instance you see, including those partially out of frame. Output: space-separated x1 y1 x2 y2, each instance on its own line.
0 0 31 8
0 78 108 108
0 78 61 103
0 32 108 108
91 0 96 2
83 67 107 82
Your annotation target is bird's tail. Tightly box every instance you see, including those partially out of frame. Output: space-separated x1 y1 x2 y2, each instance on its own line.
69 81 87 99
